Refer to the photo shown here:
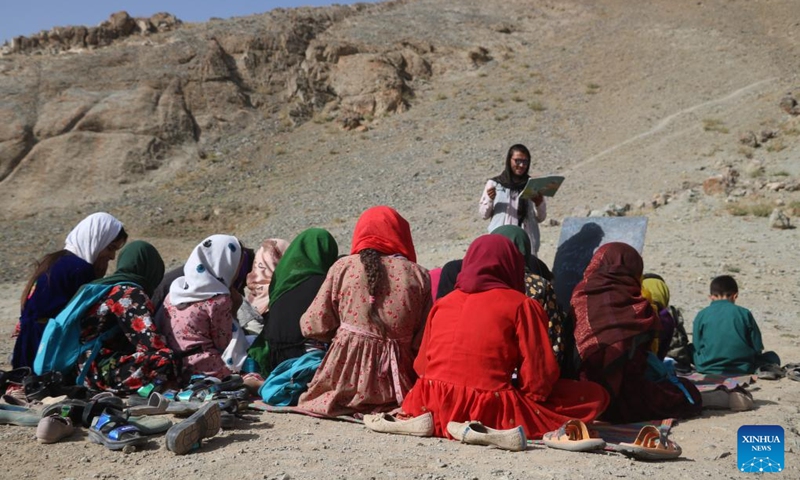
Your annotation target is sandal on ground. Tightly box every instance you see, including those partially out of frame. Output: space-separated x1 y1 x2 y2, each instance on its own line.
127 415 173 435
88 411 148 451
81 397 125 428
616 425 682 461
210 375 243 393
542 419 607 452
40 399 88 422
755 364 784 381
23 371 63 402
126 392 169 416
0 404 41 427
165 402 222 455
0 367 31 393
782 363 800 382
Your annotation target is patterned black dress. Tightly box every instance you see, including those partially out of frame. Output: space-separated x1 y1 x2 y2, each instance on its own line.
78 285 177 394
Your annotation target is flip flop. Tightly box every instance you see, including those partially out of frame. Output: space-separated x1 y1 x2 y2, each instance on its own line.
783 363 800 382
81 397 125 428
211 375 243 393
126 392 169 416
542 419 607 452
615 425 682 461
0 367 31 392
0 404 41 427
755 364 784 380
88 411 148 451
128 415 174 435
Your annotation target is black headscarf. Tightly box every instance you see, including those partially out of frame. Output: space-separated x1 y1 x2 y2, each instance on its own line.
491 144 531 222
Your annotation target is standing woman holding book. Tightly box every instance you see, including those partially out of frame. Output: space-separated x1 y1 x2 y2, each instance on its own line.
479 144 547 255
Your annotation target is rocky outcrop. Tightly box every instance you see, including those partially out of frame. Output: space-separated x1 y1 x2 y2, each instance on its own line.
0 2 494 213
5 11 181 55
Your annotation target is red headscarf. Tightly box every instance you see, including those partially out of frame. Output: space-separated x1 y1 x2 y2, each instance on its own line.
456 235 525 294
350 206 417 263
571 242 657 365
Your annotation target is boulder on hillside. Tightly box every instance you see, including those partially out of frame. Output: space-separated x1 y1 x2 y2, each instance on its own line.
0 132 168 213
0 106 34 182
329 53 409 117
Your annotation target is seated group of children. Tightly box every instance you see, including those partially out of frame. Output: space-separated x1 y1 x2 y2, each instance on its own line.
5 208 784 456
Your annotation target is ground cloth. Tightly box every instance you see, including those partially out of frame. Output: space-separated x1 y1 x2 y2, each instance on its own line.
249 401 363 423
679 372 756 392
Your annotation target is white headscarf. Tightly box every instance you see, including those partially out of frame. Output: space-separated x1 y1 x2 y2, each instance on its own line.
169 234 243 306
64 212 124 264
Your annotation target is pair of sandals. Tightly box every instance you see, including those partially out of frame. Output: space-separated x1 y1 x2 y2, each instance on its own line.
756 363 800 381
0 367 31 393
542 419 682 461
22 371 87 402
79 394 173 450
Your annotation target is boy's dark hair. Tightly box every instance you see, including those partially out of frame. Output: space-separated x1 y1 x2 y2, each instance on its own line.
710 275 738 297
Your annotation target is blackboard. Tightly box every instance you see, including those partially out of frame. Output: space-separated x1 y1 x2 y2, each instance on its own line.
552 216 648 313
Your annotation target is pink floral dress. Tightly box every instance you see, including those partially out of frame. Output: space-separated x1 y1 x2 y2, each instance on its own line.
298 255 431 416
162 293 234 380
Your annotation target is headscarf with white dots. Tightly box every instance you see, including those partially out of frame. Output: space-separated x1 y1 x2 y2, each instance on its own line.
168 234 242 306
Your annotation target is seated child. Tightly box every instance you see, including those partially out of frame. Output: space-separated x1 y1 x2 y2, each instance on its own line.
642 273 676 360
162 234 244 381
692 275 780 374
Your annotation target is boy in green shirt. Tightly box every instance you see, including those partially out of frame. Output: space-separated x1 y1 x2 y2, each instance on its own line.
692 275 780 374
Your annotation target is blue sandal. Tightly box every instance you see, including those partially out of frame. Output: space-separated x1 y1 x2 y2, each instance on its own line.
88 411 148 451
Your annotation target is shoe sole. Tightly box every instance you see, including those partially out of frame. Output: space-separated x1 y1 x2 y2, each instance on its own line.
166 402 221 455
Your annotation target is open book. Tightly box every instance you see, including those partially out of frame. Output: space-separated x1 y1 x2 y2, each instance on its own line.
520 175 565 199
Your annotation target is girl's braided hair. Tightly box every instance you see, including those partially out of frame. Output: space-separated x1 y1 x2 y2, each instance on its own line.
359 248 388 337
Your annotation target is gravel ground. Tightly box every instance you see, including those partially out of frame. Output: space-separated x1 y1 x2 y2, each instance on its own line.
1 0 800 478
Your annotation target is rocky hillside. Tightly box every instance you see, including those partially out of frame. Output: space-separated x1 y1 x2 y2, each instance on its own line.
1 0 799 281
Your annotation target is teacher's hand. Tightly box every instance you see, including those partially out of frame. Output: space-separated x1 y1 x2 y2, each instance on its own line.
532 193 543 206
487 186 496 200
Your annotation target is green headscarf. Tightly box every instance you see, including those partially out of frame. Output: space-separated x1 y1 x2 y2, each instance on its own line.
92 240 165 297
491 225 531 260
268 228 339 306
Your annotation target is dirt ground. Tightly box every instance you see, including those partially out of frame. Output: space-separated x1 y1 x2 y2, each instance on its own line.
2 0 800 477
2 202 799 479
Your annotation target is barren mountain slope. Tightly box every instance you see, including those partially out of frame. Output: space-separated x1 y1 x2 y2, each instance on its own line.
1 0 800 478
0 0 798 276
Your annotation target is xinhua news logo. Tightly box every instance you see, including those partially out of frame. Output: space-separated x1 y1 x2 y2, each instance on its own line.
738 425 784 473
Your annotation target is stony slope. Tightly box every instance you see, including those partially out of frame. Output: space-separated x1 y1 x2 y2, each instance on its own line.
2 1 800 478
1 0 799 277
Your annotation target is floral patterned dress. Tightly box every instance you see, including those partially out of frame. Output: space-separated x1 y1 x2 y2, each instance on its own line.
78 285 177 394
298 255 431 417
162 293 234 380
524 272 566 365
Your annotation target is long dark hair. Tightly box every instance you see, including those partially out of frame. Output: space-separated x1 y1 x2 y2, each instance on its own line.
20 227 129 309
494 144 531 222
359 248 388 337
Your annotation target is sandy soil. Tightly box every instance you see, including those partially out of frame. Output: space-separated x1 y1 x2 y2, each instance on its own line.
2 0 800 477
2 186 799 480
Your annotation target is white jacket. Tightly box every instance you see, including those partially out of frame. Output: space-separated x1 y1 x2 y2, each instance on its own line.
478 179 547 255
